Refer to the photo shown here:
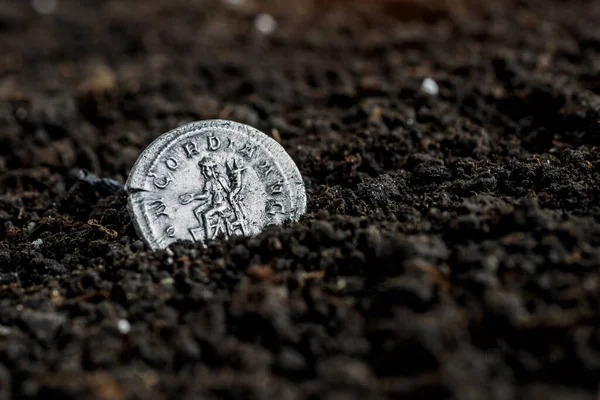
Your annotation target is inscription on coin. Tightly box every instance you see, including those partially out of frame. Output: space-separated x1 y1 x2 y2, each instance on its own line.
125 120 306 250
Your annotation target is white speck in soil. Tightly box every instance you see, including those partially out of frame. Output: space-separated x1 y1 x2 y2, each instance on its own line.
255 13 277 35
117 319 131 335
31 238 43 248
421 77 439 96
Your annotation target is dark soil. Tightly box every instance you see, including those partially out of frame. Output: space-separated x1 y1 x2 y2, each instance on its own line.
2 0 600 398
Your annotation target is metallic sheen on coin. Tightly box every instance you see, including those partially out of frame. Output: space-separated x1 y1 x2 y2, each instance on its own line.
125 120 306 250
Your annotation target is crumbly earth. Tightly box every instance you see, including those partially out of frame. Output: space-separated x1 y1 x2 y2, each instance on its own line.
1 0 600 398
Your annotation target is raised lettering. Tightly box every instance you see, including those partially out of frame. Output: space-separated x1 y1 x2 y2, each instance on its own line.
150 200 169 218
258 160 273 177
150 173 172 189
165 157 179 170
270 181 283 194
166 226 176 237
183 142 199 158
207 135 221 151
239 143 256 159
268 201 285 215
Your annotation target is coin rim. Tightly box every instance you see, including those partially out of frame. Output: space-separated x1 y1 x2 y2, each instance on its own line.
125 119 307 250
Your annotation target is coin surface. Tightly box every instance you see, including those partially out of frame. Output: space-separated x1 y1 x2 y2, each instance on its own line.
125 120 306 250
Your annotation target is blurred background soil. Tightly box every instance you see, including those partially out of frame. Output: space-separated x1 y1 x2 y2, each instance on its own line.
1 0 600 398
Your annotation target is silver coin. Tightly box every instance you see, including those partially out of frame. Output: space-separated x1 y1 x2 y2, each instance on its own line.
125 120 306 250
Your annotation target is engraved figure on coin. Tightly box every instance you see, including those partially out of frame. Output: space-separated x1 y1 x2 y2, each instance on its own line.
178 156 249 243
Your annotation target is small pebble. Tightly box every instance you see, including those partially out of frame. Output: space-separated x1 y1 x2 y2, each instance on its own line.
421 77 439 96
117 319 131 335
255 13 277 35
15 107 27 120
31 238 43 248
32 0 57 14
20 310 65 342
161 277 175 287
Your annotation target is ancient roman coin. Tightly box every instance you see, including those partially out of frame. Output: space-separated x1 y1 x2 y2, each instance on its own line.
125 120 306 250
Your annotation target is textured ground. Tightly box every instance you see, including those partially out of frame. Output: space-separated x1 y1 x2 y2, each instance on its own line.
1 0 600 398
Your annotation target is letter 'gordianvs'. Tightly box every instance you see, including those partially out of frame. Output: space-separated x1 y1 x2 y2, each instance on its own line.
125 120 306 250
